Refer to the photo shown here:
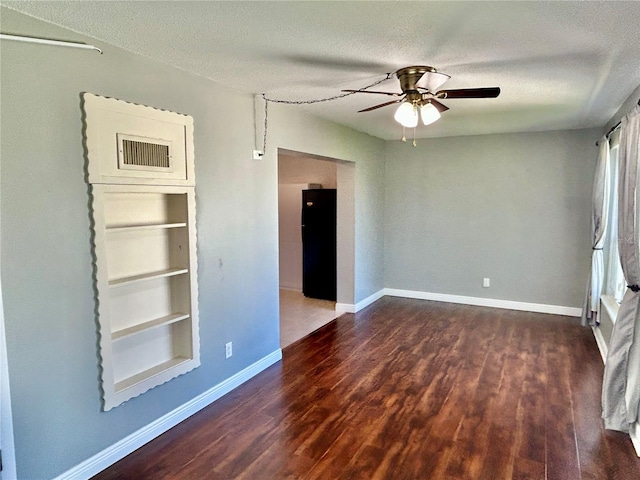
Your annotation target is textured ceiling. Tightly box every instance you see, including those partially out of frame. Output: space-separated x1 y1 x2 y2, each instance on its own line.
3 1 640 140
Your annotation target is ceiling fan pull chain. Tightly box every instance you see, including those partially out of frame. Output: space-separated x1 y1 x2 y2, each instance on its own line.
413 127 417 147
261 93 269 153
259 73 393 152
401 126 407 142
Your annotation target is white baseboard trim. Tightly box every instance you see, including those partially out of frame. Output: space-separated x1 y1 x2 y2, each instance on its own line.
592 326 608 365
54 349 283 480
338 289 582 317
335 288 385 314
383 288 582 317
630 422 640 457
355 289 385 311
335 302 355 313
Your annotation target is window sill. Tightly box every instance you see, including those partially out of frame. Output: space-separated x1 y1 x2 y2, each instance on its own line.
601 295 620 325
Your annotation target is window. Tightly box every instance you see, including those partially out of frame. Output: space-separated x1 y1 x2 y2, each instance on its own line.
604 137 626 304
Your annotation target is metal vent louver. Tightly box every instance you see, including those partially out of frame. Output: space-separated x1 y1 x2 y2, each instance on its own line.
121 139 170 168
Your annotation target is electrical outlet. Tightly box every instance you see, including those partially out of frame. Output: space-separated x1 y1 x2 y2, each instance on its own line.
252 150 263 160
483 277 490 288
225 342 233 359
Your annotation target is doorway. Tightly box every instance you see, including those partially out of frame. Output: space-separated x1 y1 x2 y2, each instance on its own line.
277 149 355 348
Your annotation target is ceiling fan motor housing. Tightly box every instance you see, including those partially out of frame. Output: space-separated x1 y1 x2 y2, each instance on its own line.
396 66 437 93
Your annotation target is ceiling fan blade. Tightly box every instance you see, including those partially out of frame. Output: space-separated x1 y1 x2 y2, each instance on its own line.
415 70 451 92
435 87 501 99
358 99 403 112
342 89 403 97
429 98 450 113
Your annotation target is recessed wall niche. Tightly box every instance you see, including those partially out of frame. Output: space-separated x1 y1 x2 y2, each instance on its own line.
83 93 200 410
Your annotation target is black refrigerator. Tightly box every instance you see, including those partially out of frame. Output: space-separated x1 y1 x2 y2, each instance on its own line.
302 189 337 301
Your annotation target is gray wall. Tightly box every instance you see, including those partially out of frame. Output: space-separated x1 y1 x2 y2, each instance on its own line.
384 129 598 308
0 9 385 479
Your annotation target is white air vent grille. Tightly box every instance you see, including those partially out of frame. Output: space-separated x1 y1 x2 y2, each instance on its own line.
122 139 170 168
117 134 173 173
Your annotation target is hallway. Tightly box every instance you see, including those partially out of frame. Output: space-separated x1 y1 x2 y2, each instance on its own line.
279 289 338 348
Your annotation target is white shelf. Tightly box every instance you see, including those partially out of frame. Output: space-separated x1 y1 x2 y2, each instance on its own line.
112 313 190 340
109 268 189 288
106 222 187 233
114 357 192 392
90 185 200 410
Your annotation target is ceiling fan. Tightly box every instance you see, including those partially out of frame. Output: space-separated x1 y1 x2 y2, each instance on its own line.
343 66 500 128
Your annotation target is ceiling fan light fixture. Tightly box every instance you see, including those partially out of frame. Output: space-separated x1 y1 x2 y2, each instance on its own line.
394 102 418 128
420 102 441 126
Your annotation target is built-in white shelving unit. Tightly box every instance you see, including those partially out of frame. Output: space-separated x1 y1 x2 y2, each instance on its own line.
83 93 200 410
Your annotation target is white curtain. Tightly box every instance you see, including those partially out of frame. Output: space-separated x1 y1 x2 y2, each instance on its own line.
582 137 610 326
603 104 640 432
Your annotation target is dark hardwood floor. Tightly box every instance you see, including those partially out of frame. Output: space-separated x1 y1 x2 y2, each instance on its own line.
92 297 640 479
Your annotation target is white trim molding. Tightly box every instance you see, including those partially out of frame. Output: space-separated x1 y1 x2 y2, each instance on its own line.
601 295 619 325
383 288 582 317
337 289 582 317
54 349 282 480
336 288 385 314
630 422 640 458
592 326 608 365
335 302 355 314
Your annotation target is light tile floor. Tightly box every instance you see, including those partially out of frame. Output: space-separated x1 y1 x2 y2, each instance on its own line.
279 289 338 348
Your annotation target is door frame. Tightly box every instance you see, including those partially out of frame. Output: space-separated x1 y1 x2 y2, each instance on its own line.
277 149 355 307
